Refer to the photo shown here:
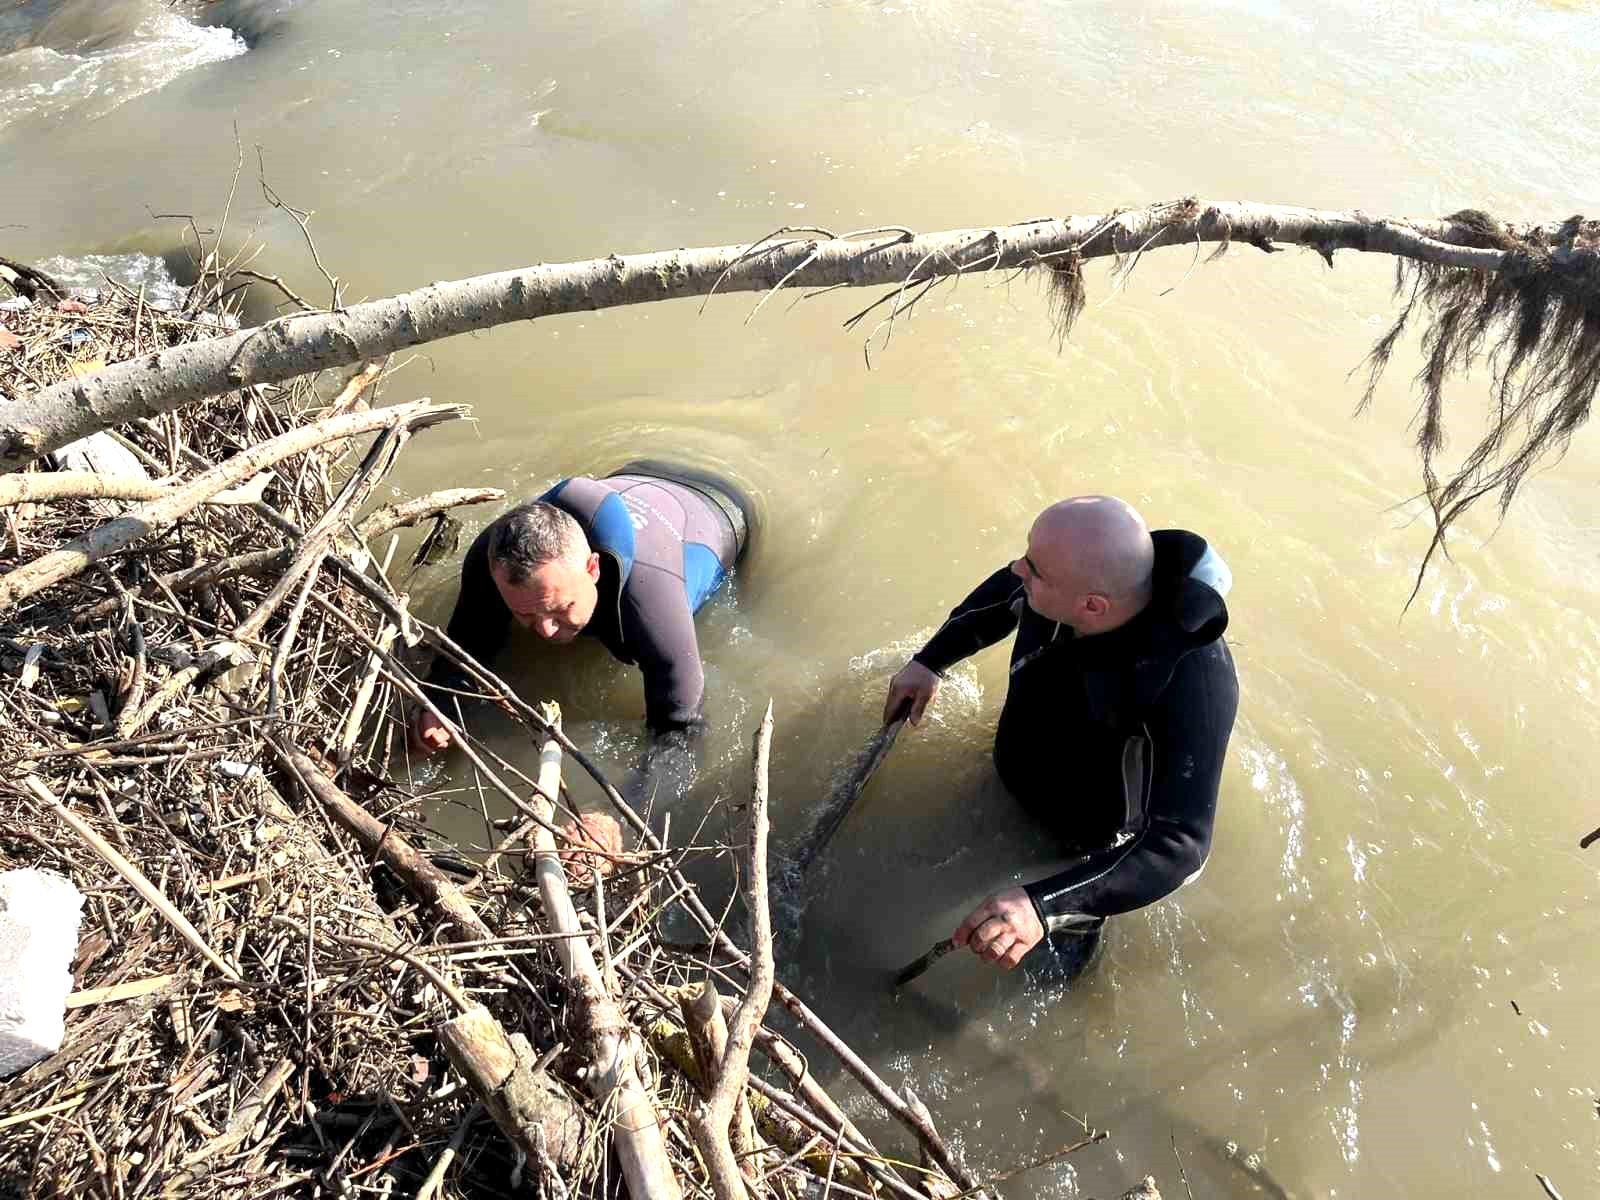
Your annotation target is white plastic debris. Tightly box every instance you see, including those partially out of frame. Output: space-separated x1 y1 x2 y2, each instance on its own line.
47 429 150 480
0 869 84 1078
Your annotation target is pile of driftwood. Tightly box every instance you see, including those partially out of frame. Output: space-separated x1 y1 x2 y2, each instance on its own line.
0 260 1149 1200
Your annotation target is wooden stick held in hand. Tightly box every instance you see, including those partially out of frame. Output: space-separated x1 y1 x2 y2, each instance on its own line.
893 937 957 990
793 698 910 873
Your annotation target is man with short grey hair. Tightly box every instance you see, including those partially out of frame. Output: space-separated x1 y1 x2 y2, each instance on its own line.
415 464 753 756
883 495 1238 977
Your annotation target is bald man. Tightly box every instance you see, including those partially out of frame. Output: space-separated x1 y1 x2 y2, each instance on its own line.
883 496 1238 976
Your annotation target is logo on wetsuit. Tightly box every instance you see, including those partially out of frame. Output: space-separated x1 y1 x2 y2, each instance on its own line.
620 492 683 541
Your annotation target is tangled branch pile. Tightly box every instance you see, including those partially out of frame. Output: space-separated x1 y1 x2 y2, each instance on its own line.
0 264 1145 1199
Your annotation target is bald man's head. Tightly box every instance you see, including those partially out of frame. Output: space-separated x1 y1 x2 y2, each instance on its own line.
1011 496 1155 630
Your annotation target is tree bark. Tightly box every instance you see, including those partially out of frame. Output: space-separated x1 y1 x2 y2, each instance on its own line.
0 202 1572 472
435 1004 585 1170
0 471 271 508
690 702 777 1200
679 981 764 1181
528 711 683 1200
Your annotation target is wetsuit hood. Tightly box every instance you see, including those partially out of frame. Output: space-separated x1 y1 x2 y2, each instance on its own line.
1064 529 1230 714
1110 529 1231 710
1150 528 1230 642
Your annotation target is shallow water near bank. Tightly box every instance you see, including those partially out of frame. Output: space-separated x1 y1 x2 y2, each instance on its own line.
5 0 1600 1195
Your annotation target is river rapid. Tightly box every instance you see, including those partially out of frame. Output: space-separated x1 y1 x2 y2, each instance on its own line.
5 1 1600 1195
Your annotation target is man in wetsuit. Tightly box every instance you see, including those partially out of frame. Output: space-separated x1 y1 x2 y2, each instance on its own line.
412 464 752 759
882 495 1237 973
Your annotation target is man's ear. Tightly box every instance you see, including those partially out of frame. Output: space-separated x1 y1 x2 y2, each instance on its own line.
1082 593 1110 617
585 552 601 581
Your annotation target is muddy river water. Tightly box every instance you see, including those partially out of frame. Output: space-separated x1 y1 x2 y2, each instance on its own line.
5 0 1600 1194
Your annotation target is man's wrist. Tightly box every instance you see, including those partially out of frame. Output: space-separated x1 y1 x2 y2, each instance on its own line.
1021 883 1049 930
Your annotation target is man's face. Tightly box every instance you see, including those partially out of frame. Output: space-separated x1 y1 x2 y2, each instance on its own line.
1010 520 1080 624
492 554 601 642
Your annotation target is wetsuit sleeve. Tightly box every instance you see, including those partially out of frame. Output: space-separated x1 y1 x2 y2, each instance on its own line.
611 571 706 817
423 526 511 706
623 571 706 735
1022 641 1239 925
913 567 1025 675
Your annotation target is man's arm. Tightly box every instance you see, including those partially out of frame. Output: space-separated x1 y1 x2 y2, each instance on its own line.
956 641 1238 970
884 566 1024 724
626 569 706 736
618 573 706 808
913 566 1025 675
415 527 512 751
1023 641 1239 924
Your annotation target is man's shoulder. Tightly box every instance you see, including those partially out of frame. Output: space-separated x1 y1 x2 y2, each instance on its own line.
1148 638 1238 723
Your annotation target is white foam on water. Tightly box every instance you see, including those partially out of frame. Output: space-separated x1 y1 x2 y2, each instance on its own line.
36 252 187 311
0 9 245 136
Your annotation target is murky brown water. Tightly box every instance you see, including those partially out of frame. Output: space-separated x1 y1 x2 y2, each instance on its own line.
6 0 1600 1194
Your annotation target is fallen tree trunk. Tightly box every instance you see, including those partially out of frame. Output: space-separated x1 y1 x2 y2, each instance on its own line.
4 202 1591 476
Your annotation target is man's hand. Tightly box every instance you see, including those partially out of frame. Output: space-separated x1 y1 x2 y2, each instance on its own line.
953 887 1044 970
884 660 941 726
409 708 453 757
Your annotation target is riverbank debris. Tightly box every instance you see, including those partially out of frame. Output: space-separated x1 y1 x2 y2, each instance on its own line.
0 253 1134 1200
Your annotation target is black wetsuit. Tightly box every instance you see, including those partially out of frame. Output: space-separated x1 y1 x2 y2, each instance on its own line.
426 469 749 735
913 530 1238 933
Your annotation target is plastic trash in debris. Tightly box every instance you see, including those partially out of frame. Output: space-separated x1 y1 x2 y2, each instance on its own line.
0 868 85 1078
48 429 150 480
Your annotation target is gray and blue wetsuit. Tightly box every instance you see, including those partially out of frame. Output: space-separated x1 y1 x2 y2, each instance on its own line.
426 468 750 736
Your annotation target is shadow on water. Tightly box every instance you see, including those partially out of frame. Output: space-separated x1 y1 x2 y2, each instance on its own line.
885 979 1299 1200
193 0 306 50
